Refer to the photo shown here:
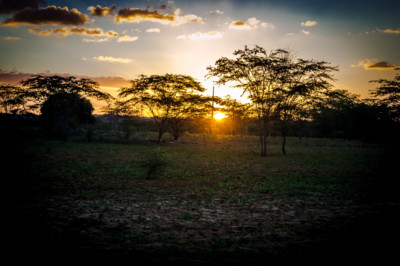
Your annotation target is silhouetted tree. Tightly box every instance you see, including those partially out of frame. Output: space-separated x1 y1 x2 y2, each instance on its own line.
41 93 95 140
167 94 216 140
119 74 206 143
369 73 400 121
207 46 337 156
0 84 26 114
19 75 112 112
274 56 338 155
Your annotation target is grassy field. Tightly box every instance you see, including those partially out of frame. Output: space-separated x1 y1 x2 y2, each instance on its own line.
4 134 400 264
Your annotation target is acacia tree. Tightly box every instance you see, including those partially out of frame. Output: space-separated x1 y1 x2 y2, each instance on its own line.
207 46 286 156
167 94 215 140
19 75 112 112
207 46 338 156
0 84 26 114
119 74 206 143
369 73 400 121
274 57 338 155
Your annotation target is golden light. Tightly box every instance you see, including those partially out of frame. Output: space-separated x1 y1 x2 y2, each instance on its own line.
214 112 226 120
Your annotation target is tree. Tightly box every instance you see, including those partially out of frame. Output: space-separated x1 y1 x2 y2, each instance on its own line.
0 84 27 114
41 92 95 140
102 98 143 139
119 74 206 143
369 73 400 121
273 57 338 155
220 95 253 136
207 45 337 156
207 46 285 156
19 75 112 112
167 94 215 140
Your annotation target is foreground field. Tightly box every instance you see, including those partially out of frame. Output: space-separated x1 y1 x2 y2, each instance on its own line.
4 135 400 264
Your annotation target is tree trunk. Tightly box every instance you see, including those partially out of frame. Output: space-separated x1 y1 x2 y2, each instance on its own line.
282 135 287 156
281 121 287 156
258 117 265 156
263 119 267 157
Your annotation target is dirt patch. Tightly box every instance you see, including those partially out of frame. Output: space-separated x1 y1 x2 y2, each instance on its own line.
5 191 399 264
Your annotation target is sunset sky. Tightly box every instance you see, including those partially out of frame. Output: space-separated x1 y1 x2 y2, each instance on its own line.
0 0 398 112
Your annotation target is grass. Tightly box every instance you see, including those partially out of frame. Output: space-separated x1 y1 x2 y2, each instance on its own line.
4 134 399 264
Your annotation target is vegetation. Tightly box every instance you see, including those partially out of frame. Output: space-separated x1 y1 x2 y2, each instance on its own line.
1 45 399 263
119 74 211 143
4 135 398 263
206 46 338 156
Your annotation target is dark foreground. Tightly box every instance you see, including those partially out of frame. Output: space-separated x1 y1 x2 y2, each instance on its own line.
3 136 400 264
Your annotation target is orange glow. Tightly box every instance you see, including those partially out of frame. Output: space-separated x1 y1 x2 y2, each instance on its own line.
214 112 226 120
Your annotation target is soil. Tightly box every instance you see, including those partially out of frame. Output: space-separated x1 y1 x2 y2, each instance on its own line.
4 188 400 265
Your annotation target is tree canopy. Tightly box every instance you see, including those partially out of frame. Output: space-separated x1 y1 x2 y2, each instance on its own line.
369 74 400 121
207 45 338 156
19 75 112 112
41 92 95 140
119 74 208 142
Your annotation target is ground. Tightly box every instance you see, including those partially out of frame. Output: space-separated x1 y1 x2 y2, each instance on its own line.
3 135 400 264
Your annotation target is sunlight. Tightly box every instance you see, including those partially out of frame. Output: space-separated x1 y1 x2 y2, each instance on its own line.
214 112 226 120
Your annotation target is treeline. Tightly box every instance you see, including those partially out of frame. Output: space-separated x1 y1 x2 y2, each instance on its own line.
1 45 399 156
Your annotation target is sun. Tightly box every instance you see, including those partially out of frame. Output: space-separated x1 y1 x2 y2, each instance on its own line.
214 112 226 120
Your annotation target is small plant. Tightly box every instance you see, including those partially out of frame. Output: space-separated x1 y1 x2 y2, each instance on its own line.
141 148 167 179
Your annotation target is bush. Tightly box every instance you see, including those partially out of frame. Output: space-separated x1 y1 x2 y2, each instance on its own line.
141 148 167 179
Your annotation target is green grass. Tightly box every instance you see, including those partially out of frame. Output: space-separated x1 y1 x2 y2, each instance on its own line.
5 134 398 262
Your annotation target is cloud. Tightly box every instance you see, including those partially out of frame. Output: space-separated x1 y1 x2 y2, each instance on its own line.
1 6 89 26
82 38 109 43
177 31 223 40
229 20 251 30
261 22 275 29
209 10 224 15
88 5 117 17
353 59 399 70
117 35 139 42
301 20 318 27
0 0 46 15
92 56 133 64
229 18 274 30
28 26 123 40
146 28 161 33
114 7 203 26
3 36 21 40
29 26 107 37
302 30 310 35
115 8 175 24
378 28 400 34
106 30 119 37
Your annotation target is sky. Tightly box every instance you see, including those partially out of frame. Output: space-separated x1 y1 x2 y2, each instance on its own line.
0 0 399 112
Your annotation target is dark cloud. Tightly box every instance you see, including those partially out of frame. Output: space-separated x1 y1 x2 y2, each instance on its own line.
88 5 117 17
1 6 89 26
355 59 399 70
115 8 175 23
367 61 399 69
231 21 246 26
378 28 400 34
0 0 46 15
28 26 120 38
